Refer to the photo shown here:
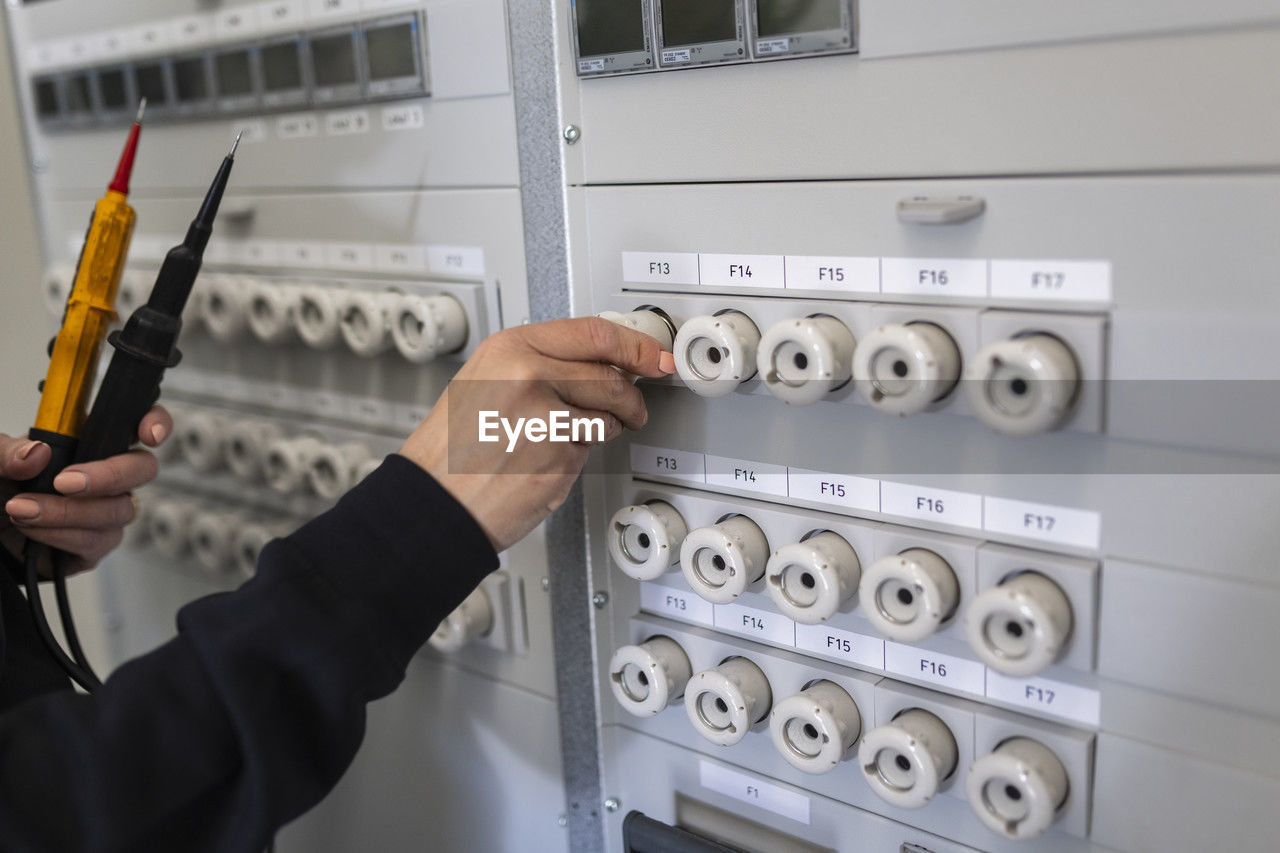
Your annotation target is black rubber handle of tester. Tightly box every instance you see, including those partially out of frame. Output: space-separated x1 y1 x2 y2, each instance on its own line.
21 428 77 496
74 150 233 466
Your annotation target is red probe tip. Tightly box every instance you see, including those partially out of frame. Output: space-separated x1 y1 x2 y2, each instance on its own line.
107 101 145 195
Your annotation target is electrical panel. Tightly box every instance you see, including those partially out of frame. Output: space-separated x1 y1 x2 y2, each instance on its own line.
7 0 1280 852
562 4 1280 853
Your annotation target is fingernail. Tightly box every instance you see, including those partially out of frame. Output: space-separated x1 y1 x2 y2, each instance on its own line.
150 422 168 445
54 471 89 495
16 440 43 461
659 352 676 374
6 498 40 521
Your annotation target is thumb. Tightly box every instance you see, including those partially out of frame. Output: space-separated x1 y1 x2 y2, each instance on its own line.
0 435 51 482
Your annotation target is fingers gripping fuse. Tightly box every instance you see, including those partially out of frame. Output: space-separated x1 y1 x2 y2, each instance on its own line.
673 311 761 397
684 657 773 747
680 515 770 604
757 315 856 406
608 636 693 718
608 501 689 581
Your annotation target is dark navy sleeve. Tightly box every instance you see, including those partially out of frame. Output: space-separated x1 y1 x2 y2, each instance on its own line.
0 454 497 852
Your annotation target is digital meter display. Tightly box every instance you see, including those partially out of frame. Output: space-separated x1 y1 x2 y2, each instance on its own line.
173 57 209 103
311 33 359 88
33 78 59 119
135 62 169 106
574 0 647 57
365 22 417 81
661 0 737 47
755 0 841 37
261 42 303 92
215 50 253 97
97 69 128 110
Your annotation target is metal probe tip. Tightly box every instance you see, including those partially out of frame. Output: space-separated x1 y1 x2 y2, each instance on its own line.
135 97 147 123
229 131 243 159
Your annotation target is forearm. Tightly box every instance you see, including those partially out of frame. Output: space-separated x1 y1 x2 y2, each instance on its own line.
0 455 496 851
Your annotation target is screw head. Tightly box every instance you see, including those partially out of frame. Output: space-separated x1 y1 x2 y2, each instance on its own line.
563 124 581 144
540 577 550 592
557 814 568 828
604 797 621 813
592 591 609 609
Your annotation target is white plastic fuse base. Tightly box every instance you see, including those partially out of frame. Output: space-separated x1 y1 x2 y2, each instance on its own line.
859 548 960 643
964 572 1073 677
607 501 689 581
966 737 1070 840
852 322 961 416
608 636 693 718
757 315 856 406
680 515 770 604
965 333 1080 437
684 657 773 747
673 312 761 398
859 708 959 809
391 293 469 363
765 531 861 624
769 680 862 775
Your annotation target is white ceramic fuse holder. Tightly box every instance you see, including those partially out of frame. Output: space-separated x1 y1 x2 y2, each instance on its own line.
859 549 960 642
189 510 241 575
147 499 198 559
757 315 856 406
224 420 284 483
391 293 469 363
680 515 770 604
684 657 773 747
201 274 252 342
337 290 394 357
966 737 1070 840
176 410 228 474
608 636 693 718
673 312 761 398
307 441 372 501
429 586 494 653
116 269 152 322
859 708 959 809
42 264 74 317
295 286 345 349
769 680 862 775
965 333 1080 437
964 572 1073 677
263 436 327 495
852 322 962 415
607 501 689 581
765 531 861 624
245 280 300 344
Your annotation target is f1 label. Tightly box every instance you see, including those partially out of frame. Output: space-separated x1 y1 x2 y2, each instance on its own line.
630 444 706 484
990 259 1112 303
700 761 811 824
882 257 987 297
785 255 879 293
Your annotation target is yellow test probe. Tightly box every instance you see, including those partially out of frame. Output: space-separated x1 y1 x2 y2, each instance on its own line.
17 101 145 692
31 100 145 456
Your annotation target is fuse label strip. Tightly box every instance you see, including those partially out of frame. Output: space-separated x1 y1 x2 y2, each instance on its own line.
630 443 1102 550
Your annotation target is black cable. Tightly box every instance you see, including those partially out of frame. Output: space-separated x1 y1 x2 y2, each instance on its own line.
52 554 94 674
22 542 101 692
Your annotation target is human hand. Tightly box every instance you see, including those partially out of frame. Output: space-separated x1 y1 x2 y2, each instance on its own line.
400 317 676 551
1 405 174 575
